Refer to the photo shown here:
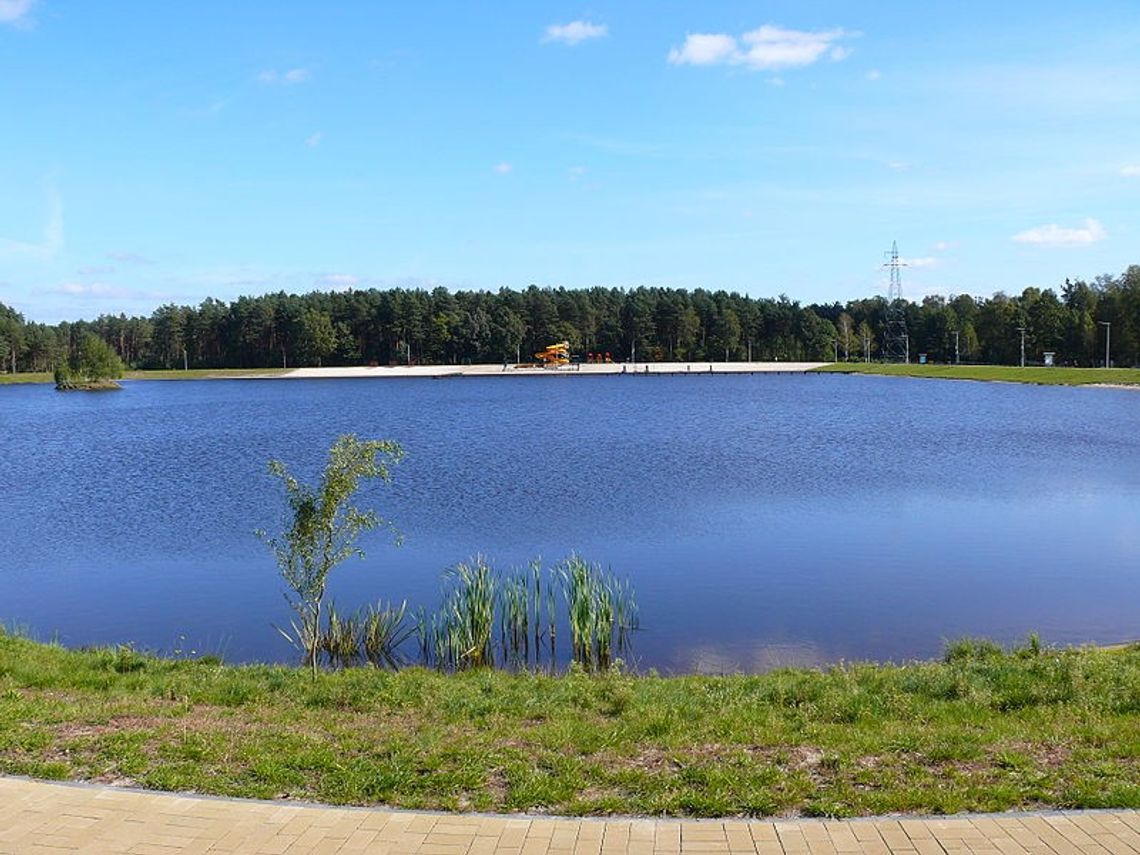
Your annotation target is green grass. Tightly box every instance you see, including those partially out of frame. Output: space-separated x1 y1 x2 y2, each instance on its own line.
0 368 290 385
122 368 291 381
0 372 52 385
2 630 1138 817
813 363 1140 386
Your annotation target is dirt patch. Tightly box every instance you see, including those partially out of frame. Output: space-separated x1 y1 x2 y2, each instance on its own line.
1009 742 1072 769
485 768 509 802
54 715 169 740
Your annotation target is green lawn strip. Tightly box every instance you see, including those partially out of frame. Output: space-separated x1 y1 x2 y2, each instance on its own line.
0 372 53 385
0 368 291 385
122 368 291 381
1 633 1138 816
813 363 1140 387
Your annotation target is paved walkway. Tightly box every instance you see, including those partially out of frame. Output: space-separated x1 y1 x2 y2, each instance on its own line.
1 778 1138 855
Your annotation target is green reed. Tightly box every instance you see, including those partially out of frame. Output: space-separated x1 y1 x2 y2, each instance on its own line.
420 556 498 671
500 572 530 668
404 554 638 673
319 602 361 670
559 554 638 672
360 600 412 669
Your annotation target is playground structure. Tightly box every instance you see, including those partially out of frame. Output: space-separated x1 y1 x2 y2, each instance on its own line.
533 341 570 367
514 342 612 369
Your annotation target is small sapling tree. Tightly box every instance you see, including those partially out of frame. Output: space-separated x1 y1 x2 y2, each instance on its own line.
258 434 404 675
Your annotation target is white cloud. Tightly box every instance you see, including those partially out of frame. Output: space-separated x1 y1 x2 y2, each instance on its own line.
932 240 956 252
866 69 881 81
0 190 63 261
543 20 607 46
886 160 909 171
0 0 33 25
306 131 323 148
1012 218 1106 247
569 165 588 180
493 162 512 175
257 67 311 85
902 256 938 268
315 273 358 292
77 266 116 276
667 33 738 66
669 25 854 72
742 25 851 70
1122 164 1140 177
50 282 152 300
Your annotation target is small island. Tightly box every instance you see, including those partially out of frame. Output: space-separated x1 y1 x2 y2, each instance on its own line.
54 333 125 391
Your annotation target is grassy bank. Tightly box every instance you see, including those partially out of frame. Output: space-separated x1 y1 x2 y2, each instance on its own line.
123 367 291 381
0 368 289 385
2 631 1138 817
814 363 1140 386
0 372 52 385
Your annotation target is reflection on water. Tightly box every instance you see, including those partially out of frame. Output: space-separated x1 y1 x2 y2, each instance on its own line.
680 642 830 675
1 374 1138 671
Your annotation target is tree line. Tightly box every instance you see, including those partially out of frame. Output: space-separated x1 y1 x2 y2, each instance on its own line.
1 266 1138 373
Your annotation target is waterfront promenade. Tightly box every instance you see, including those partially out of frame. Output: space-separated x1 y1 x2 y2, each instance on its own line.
2 778 1137 854
278 362 827 380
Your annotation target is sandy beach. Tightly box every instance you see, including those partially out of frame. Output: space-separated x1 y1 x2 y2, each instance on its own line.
275 361 827 379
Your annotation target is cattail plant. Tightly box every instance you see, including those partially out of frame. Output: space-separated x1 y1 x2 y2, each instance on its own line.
320 601 361 670
360 600 412 669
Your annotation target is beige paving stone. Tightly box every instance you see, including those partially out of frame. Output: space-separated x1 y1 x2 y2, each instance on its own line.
851 824 886 844
871 821 913 853
1116 815 1140 835
655 822 682 853
2 779 1140 854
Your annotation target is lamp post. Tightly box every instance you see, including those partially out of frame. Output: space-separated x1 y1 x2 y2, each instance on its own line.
1099 321 1111 368
1017 325 1026 368
952 330 960 365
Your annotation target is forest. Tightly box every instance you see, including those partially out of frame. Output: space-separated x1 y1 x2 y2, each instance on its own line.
1 266 1137 373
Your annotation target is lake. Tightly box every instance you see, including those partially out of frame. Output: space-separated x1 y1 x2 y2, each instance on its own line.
2 373 1138 673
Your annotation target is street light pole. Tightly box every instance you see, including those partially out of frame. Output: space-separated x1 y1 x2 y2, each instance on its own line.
953 330 960 365
1017 325 1026 368
1099 321 1111 368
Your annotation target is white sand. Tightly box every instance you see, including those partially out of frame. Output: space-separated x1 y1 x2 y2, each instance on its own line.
277 362 828 379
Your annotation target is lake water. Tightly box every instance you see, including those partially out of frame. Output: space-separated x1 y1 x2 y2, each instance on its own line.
2 373 1138 672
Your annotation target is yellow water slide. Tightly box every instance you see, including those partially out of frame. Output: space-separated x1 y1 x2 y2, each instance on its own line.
534 341 570 366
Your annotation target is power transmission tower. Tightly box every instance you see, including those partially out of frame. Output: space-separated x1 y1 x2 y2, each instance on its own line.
882 241 909 362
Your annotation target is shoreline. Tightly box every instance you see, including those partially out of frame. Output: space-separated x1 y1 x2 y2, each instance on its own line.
274 361 827 380
2 631 1138 818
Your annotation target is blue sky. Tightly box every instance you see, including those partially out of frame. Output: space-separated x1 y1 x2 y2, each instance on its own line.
2 1 1138 322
